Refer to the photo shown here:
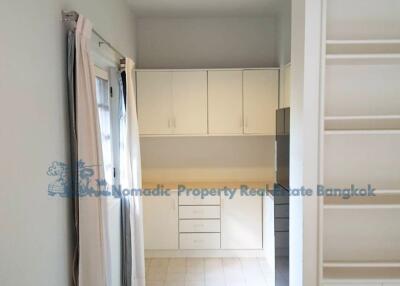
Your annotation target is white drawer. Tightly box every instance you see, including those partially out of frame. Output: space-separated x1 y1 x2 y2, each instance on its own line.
179 192 220 205
179 206 220 219
179 219 220 233
275 204 289 218
180 233 220 249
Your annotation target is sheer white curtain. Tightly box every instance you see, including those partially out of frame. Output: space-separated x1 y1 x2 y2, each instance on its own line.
75 15 109 286
124 58 145 286
73 14 144 286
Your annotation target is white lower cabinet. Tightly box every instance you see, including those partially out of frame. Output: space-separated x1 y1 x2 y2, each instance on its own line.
180 233 221 250
144 186 264 251
143 192 178 250
221 194 263 249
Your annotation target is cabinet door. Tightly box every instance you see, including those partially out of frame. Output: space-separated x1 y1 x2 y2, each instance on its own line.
137 71 173 135
143 192 178 249
172 71 208 135
208 70 243 134
221 193 262 249
243 70 278 135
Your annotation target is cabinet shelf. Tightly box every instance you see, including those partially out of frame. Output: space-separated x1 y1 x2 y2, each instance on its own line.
375 189 400 195
324 204 400 210
324 192 400 209
322 1 400 283
327 39 400 44
326 53 400 65
324 261 400 268
323 266 400 282
326 39 400 55
325 115 400 131
325 115 400 120
325 129 400 135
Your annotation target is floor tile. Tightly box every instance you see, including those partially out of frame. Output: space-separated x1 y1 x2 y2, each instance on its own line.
145 257 271 286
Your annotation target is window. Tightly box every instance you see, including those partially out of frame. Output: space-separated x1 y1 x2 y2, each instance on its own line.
95 66 114 185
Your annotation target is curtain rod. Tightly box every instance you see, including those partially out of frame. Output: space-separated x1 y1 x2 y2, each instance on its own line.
62 10 126 60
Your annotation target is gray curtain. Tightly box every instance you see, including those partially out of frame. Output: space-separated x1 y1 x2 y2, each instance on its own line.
64 11 79 286
119 72 132 286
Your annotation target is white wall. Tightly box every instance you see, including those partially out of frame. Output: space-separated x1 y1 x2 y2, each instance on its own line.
290 0 322 285
0 1 136 285
140 136 276 183
136 17 278 68
277 0 292 66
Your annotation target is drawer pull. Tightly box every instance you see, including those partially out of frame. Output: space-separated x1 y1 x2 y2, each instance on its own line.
194 224 204 228
193 239 204 243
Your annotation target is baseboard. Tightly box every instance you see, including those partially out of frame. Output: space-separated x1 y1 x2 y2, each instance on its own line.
145 249 265 258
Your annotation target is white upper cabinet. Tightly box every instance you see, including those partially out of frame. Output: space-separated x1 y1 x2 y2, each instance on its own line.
137 71 208 135
243 70 279 134
137 71 173 135
137 69 279 136
208 70 244 135
172 71 208 135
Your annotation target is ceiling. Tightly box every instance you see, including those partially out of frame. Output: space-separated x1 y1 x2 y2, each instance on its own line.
127 0 286 17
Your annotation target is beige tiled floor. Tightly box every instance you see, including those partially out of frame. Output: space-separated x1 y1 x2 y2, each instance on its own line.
145 257 275 286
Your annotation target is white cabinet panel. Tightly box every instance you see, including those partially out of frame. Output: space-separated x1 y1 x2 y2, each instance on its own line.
243 70 278 134
179 206 220 219
208 70 243 134
221 194 262 249
143 192 178 249
179 219 220 233
180 233 220 250
179 191 220 205
172 71 208 135
137 71 173 135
